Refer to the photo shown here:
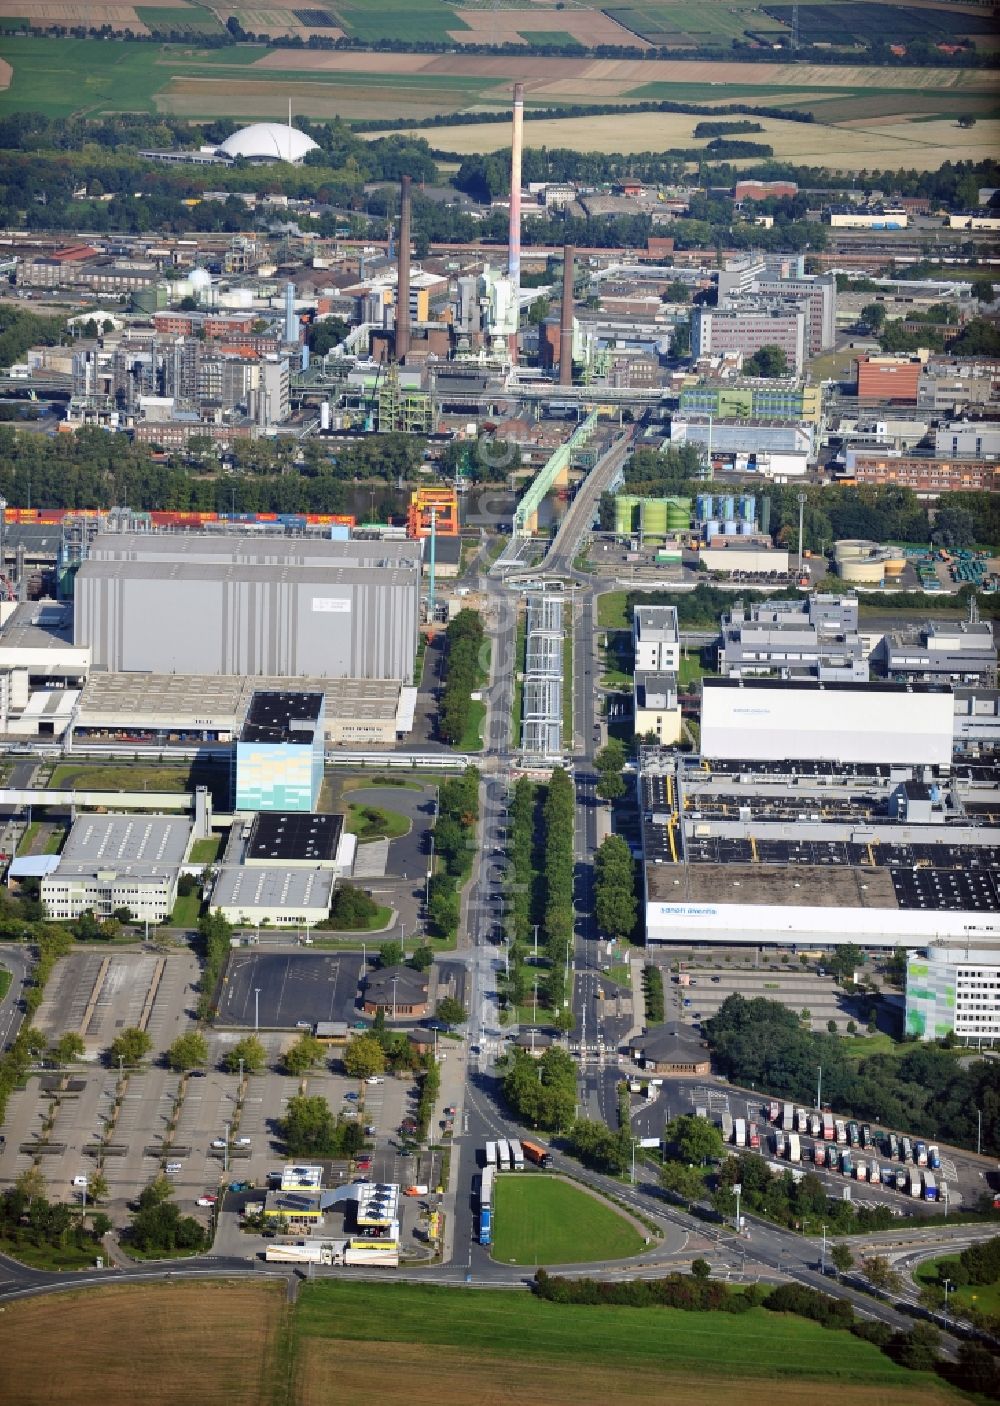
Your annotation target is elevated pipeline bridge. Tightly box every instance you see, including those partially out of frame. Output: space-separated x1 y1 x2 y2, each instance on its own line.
511 409 598 537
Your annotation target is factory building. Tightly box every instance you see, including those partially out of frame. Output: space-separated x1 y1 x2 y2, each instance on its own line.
235 691 325 813
41 813 193 922
906 943 1000 1044
877 621 997 686
634 672 682 745
639 750 1000 949
211 865 335 928
718 594 868 682
74 534 420 683
700 678 956 766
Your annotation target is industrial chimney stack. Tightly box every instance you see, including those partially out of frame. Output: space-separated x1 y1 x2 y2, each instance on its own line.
508 81 524 361
559 245 575 387
396 174 412 360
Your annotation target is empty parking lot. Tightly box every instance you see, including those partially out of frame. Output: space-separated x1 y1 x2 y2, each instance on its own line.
222 951 365 1030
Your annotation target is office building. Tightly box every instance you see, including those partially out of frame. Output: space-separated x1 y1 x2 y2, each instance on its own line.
234 691 325 813
40 813 193 922
634 672 682 744
846 449 1000 492
691 305 807 374
634 605 680 672
906 944 1000 1044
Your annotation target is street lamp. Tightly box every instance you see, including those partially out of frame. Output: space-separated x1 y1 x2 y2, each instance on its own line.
943 1278 953 1317
254 987 261 1032
733 1182 742 1235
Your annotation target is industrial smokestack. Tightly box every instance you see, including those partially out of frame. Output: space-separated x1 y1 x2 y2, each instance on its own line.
396 174 412 360
508 81 524 361
559 245 575 387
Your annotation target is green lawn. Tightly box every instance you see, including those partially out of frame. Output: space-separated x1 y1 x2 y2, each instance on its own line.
915 1255 1000 1316
0 966 10 1001
189 835 223 865
678 654 717 688
597 591 630 629
491 1176 646 1265
346 804 411 842
15 821 39 856
48 763 192 793
459 699 487 752
169 891 203 928
292 1280 939 1387
0 1235 100 1271
319 903 393 935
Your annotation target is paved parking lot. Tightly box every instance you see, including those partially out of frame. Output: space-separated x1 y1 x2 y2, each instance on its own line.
223 951 364 1030
664 967 886 1037
629 1079 981 1215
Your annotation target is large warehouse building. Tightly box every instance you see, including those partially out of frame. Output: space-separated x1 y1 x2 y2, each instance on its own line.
73 534 421 682
700 678 956 766
639 749 1000 949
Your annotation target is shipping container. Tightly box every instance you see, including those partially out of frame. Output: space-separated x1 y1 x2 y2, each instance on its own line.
923 1172 938 1202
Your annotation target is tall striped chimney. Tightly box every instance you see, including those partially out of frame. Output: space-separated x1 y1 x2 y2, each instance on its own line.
559 245 575 387
396 174 412 360
508 81 524 361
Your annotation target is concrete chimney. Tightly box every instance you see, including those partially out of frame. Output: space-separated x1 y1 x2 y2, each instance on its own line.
559 244 575 387
396 174 412 360
508 81 524 361
284 281 297 345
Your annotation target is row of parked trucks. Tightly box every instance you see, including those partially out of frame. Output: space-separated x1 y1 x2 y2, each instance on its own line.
478 1139 551 1244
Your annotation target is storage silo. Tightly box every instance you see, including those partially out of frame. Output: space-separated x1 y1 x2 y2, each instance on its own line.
696 494 713 523
740 495 756 524
722 495 736 521
738 521 755 536
760 495 772 535
705 519 722 541
665 497 690 532
642 499 668 537
723 519 738 537
615 496 637 536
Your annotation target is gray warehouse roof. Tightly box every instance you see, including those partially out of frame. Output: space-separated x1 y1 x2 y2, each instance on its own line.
212 866 335 912
54 813 192 878
86 531 421 569
76 673 403 728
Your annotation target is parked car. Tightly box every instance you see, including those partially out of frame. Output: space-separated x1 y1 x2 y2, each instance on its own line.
211 1138 227 1149
71 1175 88 1188
196 1195 217 1207
365 1077 384 1086
344 1092 359 1102
165 1162 182 1174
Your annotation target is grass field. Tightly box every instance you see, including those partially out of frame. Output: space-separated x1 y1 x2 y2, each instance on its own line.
915 1255 1000 1316
0 1278 963 1406
492 1176 647 1263
458 698 487 751
597 590 631 629
189 834 223 864
345 802 411 842
0 965 10 1001
169 890 203 927
48 762 192 792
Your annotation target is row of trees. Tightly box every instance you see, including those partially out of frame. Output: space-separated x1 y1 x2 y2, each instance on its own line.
594 835 638 942
593 738 627 803
0 1180 111 1262
539 768 575 1014
438 609 485 746
705 994 1000 1156
279 1095 364 1159
426 767 480 939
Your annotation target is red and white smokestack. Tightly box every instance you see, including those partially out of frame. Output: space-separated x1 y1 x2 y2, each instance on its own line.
559 244 575 388
508 81 524 361
396 173 412 360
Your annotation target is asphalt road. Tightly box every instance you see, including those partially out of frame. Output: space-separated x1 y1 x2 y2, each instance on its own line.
0 942 32 1051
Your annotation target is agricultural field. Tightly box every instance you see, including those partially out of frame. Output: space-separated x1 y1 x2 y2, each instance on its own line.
0 1277 966 1406
0 1282 287 1406
491 1176 647 1263
404 105 1000 170
0 33 993 131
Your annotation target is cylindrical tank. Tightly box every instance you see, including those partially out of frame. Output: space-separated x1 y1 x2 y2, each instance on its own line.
724 519 738 537
642 499 668 537
320 401 330 431
615 497 636 536
738 521 754 536
722 495 736 521
696 494 713 522
740 495 756 523
665 497 690 531
705 519 721 541
760 495 772 535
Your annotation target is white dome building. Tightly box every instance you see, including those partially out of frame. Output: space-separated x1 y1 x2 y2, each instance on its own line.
217 122 319 164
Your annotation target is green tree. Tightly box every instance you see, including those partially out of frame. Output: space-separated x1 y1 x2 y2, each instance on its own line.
861 301 887 331
51 1031 85 1065
223 1035 266 1075
666 1114 724 1165
87 1171 110 1204
166 1031 209 1072
109 1027 152 1068
831 1243 854 1277
378 940 405 969
435 996 467 1029
343 1035 386 1080
327 883 378 930
595 770 626 801
283 1034 324 1076
742 344 788 377
594 834 638 940
129 1199 207 1255
691 1257 711 1279
659 1160 706 1205
281 1094 340 1157
862 1255 903 1295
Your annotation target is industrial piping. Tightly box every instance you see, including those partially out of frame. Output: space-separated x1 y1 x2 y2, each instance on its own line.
396 174 412 359
508 82 524 362
559 244 574 387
